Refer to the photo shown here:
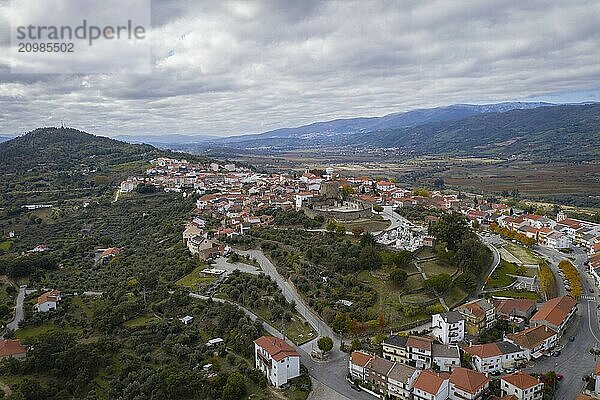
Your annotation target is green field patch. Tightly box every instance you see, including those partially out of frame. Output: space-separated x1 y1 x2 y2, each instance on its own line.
358 269 432 330
486 260 535 289
443 286 468 308
15 324 79 341
400 291 435 303
342 217 391 233
123 314 160 328
419 258 457 277
175 265 217 288
0 240 12 252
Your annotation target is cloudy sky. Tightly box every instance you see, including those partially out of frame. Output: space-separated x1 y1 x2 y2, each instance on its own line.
1 0 599 137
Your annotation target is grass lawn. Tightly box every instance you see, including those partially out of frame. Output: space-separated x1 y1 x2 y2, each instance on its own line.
175 265 217 289
419 258 457 277
414 247 437 260
70 296 95 320
15 324 80 341
503 243 541 265
0 240 12 252
282 317 315 346
123 314 160 328
443 286 468 308
486 260 535 289
400 291 436 303
358 269 431 330
488 290 541 300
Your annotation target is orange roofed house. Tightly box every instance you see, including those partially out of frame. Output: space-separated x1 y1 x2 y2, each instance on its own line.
505 325 558 359
530 295 577 336
449 367 491 400
456 298 496 336
34 290 61 313
0 339 27 360
413 370 450 400
254 336 300 388
349 351 375 382
501 371 544 400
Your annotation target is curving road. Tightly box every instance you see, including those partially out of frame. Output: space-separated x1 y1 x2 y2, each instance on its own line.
473 233 501 299
237 249 372 400
3 286 25 337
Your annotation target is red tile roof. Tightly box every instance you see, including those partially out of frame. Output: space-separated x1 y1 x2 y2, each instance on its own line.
0 340 26 357
531 296 577 327
506 325 557 350
501 372 541 390
494 298 536 316
407 336 433 352
413 370 449 395
449 367 490 394
37 290 60 305
461 342 502 358
350 351 374 367
254 336 299 361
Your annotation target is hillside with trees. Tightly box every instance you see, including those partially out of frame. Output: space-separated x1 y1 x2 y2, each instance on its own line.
0 127 207 209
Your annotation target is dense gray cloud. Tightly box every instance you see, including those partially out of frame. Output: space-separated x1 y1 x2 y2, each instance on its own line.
0 0 599 136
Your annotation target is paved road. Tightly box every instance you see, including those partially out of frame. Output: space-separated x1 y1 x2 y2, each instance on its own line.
380 206 402 231
237 249 374 400
4 286 25 334
523 245 598 400
472 233 501 299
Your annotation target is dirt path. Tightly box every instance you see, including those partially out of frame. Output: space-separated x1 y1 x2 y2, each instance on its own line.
112 189 120 203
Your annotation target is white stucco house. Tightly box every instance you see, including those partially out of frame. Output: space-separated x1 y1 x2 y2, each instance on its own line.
254 336 300 388
501 372 544 400
432 311 465 345
34 290 61 312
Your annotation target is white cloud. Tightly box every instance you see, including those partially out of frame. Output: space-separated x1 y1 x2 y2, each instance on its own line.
0 0 599 136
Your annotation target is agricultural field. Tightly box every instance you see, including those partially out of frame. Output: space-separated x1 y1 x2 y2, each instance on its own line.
440 161 600 207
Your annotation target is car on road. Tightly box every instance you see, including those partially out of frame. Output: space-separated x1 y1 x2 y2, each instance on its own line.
569 336 576 342
556 373 564 381
351 384 361 392
552 350 561 357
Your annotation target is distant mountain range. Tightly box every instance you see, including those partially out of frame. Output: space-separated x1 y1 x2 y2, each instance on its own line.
3 101 598 163
215 101 554 145
186 102 599 161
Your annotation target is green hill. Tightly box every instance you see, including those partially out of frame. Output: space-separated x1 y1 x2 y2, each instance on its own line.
0 127 205 208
